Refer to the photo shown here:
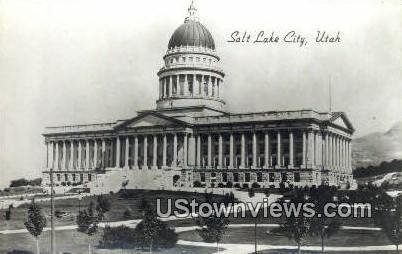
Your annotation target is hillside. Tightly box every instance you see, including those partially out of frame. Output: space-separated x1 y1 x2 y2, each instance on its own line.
352 121 402 168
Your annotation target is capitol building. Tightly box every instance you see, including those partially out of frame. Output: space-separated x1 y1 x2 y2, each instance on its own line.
42 3 354 191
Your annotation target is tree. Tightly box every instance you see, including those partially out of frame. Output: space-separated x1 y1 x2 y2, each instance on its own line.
134 202 178 253
248 188 255 198
76 201 99 254
378 196 402 253
96 194 111 222
274 188 312 254
196 214 228 252
24 199 47 254
310 186 341 253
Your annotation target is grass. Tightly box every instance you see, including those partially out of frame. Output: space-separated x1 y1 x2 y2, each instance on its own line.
179 227 392 247
0 189 231 230
257 250 397 254
0 189 394 253
0 229 218 254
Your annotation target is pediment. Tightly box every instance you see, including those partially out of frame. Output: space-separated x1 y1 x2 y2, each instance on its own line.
127 115 176 128
115 112 188 129
333 117 349 129
329 112 354 132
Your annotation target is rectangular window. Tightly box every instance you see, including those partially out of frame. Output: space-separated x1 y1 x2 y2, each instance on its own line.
200 173 205 182
72 174 76 182
64 174 68 182
80 174 84 182
222 173 228 182
294 172 300 182
88 174 92 182
57 174 61 182
257 173 263 182
269 173 275 182
245 173 250 182
281 173 287 182
234 173 239 182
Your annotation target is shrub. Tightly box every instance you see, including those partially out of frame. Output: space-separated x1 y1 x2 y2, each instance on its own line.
99 225 137 249
242 183 249 189
10 178 29 188
251 182 260 188
248 188 255 198
193 181 202 187
226 181 233 188
123 208 132 219
234 183 241 188
210 183 215 188
217 183 225 188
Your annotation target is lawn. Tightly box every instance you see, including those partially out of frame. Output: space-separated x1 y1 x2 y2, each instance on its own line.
0 229 218 254
179 226 392 247
0 189 231 231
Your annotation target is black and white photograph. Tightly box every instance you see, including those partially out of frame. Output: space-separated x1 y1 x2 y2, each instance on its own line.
0 0 401 253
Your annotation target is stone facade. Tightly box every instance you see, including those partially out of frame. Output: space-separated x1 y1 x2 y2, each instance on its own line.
41 3 355 190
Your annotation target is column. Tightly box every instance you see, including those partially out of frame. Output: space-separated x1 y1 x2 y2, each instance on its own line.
196 135 201 166
173 134 177 167
183 134 188 167
306 130 314 167
302 131 307 167
240 133 245 168
333 135 338 170
328 134 333 169
207 135 212 167
162 135 167 167
277 132 282 167
252 133 257 168
169 76 173 97
342 138 347 172
289 132 294 167
62 140 67 170
115 137 121 168
188 134 196 166
218 134 223 168
264 133 270 167
134 136 138 169
316 131 322 166
152 135 158 169
229 133 234 168
93 139 98 169
84 140 90 169
159 79 162 99
69 141 74 170
324 133 329 167
101 138 106 168
143 136 148 169
77 140 82 169
125 137 129 168
348 139 352 173
340 137 343 170
55 142 59 170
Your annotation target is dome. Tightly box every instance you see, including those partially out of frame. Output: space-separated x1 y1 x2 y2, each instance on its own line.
168 21 215 50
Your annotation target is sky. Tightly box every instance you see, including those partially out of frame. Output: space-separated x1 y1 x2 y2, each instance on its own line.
0 0 401 188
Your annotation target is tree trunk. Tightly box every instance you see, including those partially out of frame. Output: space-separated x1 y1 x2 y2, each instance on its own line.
298 242 301 254
88 243 91 254
254 220 257 253
149 240 153 254
321 235 325 254
397 244 399 254
36 238 40 254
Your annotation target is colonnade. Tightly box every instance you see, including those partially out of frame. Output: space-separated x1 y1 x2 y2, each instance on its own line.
159 74 223 99
45 129 352 173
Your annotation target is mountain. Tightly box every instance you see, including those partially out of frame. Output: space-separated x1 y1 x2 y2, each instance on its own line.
352 121 402 168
